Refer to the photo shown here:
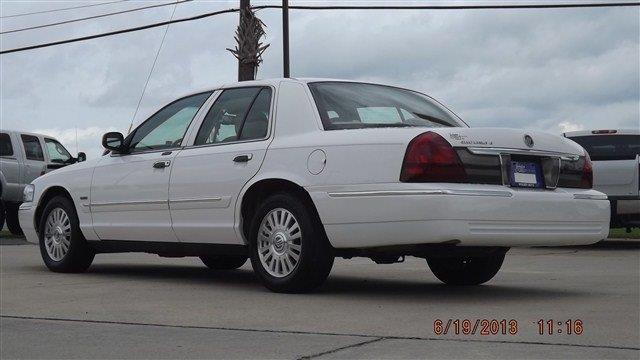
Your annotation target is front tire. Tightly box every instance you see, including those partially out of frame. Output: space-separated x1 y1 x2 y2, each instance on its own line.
5 202 23 236
249 193 334 293
200 255 247 270
39 196 94 273
427 253 505 286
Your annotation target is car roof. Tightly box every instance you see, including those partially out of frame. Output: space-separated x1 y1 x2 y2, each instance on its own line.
564 129 640 137
179 77 412 98
0 129 48 138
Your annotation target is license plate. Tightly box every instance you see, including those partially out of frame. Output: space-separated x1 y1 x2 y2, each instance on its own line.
509 161 543 188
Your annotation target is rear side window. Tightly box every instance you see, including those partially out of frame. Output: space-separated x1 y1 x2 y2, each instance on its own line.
21 135 44 161
569 135 640 161
0 133 13 156
194 87 271 145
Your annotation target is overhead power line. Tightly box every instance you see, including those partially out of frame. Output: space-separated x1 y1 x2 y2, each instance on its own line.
0 7 239 55
1 0 192 35
1 1 638 55
255 2 640 11
0 0 131 19
129 1 179 134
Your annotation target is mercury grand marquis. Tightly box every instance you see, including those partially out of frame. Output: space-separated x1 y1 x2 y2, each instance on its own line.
19 78 610 292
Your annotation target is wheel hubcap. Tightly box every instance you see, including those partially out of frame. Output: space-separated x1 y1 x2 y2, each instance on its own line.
257 208 302 278
44 208 71 261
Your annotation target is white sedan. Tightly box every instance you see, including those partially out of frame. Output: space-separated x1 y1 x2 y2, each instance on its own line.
19 78 610 293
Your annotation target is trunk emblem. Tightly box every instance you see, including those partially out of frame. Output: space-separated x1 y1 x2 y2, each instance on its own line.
523 134 534 148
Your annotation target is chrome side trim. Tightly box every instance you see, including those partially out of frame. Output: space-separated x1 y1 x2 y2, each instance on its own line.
169 197 223 204
327 189 513 198
90 200 168 207
467 147 580 161
573 193 608 200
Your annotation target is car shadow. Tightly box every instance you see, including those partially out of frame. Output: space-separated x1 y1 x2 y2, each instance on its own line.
24 262 589 301
541 240 640 251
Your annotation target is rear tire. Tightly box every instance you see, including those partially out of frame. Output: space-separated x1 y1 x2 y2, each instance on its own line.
39 196 94 273
249 193 334 293
200 255 247 270
5 202 23 236
427 253 505 286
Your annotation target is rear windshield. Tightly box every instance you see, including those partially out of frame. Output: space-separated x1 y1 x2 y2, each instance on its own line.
308 82 465 130
569 135 640 161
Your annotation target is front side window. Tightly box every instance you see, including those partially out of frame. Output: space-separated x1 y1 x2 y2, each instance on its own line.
21 135 44 161
0 133 13 157
129 92 212 152
194 87 272 145
569 135 640 161
308 82 465 130
45 138 72 163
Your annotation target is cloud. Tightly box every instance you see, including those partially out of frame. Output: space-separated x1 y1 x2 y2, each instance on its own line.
557 121 584 133
0 0 638 152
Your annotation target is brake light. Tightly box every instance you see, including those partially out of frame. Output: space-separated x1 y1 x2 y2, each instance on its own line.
580 152 593 189
591 130 617 134
400 132 468 183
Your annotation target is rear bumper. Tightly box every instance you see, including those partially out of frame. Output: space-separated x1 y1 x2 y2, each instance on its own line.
308 184 610 248
18 203 38 244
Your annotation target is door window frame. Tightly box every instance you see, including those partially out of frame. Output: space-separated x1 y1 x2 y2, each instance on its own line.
117 91 215 156
183 85 276 149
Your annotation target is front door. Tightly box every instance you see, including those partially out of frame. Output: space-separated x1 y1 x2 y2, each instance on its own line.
90 92 212 241
170 87 273 244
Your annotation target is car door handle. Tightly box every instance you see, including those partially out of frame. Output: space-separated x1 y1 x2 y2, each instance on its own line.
153 160 171 169
233 154 253 163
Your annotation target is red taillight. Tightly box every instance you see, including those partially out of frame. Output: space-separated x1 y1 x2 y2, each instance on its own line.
400 132 468 183
580 152 593 189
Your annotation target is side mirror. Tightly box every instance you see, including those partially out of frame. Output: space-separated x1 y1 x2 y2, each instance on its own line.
102 132 124 153
77 152 87 162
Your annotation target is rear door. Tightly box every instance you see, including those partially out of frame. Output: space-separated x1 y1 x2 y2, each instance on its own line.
568 134 640 197
169 86 274 244
19 134 46 184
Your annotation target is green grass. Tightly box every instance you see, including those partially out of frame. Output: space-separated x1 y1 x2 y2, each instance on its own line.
609 227 640 239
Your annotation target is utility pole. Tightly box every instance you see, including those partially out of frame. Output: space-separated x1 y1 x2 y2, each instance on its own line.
282 0 290 78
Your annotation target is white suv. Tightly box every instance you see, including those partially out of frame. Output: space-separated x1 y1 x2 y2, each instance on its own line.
564 129 639 230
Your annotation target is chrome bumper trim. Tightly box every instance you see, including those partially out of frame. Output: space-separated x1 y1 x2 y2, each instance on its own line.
467 147 580 161
327 189 513 198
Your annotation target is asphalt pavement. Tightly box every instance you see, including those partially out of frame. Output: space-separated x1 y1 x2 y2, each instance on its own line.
0 238 638 359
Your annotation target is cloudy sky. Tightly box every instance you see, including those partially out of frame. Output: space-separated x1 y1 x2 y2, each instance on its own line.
1 0 638 158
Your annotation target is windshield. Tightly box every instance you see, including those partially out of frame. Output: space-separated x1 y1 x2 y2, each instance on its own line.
569 135 640 161
44 138 72 163
308 82 465 130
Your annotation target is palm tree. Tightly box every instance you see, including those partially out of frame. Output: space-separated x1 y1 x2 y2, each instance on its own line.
227 5 270 81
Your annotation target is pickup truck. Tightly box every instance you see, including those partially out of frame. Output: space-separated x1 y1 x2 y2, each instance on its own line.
0 130 85 235
564 129 640 230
